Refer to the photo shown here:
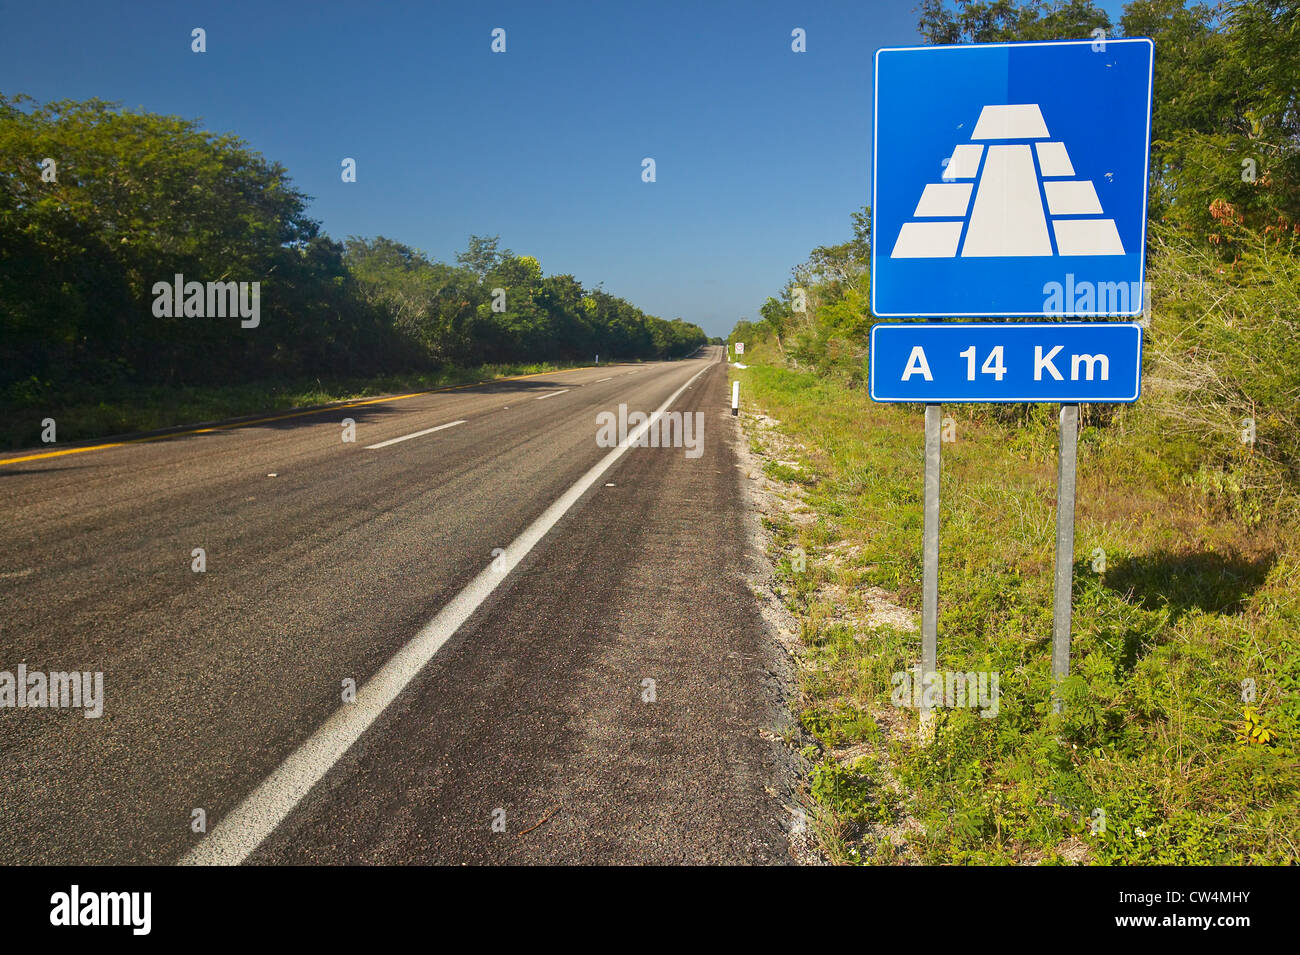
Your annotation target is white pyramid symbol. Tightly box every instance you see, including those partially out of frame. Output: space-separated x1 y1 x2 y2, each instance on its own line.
890 104 1125 258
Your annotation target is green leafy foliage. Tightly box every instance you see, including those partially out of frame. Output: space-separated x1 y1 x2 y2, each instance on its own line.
745 353 1298 864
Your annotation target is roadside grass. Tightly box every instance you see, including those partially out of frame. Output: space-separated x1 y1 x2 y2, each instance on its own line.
0 360 603 450
735 341 1299 865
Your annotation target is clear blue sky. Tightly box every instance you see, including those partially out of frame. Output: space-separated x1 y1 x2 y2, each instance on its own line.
1 0 1131 337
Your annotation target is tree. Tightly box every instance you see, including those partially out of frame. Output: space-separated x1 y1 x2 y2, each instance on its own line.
917 0 1110 44
0 94 321 387
456 234 513 280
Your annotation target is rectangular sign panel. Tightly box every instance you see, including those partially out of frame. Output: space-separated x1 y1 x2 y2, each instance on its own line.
869 322 1142 403
871 38 1154 317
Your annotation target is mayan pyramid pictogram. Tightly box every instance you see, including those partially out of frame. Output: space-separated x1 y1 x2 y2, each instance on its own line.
890 104 1125 259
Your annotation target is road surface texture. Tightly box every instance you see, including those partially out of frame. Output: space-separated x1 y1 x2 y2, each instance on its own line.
0 347 799 864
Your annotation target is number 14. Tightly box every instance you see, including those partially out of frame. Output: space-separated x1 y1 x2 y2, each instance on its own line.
959 345 1006 381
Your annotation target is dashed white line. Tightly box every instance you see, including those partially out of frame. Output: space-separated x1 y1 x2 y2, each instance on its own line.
534 389 569 400
595 377 613 382
179 361 711 866
364 419 466 449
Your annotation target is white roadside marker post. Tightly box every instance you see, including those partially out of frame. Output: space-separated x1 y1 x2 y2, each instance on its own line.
731 380 740 416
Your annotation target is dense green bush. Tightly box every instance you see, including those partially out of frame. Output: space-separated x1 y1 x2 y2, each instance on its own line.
1143 224 1300 523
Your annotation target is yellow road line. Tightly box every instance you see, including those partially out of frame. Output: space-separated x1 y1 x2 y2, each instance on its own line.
0 367 591 467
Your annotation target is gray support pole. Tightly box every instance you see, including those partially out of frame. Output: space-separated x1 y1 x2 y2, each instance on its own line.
921 404 941 735
1052 403 1080 711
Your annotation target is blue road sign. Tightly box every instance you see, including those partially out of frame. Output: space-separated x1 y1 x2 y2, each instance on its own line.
871 38 1154 317
869 323 1143 403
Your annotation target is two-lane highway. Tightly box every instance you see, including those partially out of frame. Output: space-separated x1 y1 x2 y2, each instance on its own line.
0 348 797 864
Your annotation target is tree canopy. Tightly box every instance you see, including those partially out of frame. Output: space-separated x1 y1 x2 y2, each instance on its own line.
0 94 705 405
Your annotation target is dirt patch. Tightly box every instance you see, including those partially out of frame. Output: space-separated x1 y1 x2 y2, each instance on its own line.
733 402 926 865
730 410 824 865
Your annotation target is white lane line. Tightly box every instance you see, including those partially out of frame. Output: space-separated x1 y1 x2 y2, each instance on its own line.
364 419 466 450
595 377 613 382
534 389 569 400
179 362 711 866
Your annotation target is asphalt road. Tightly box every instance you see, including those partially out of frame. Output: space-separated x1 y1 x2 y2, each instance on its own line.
0 347 797 864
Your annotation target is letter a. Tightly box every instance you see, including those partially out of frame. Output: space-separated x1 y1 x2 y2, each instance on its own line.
901 346 933 381
595 411 616 448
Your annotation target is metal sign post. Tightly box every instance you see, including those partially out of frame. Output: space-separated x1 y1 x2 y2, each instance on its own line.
920 404 941 737
1051 404 1079 710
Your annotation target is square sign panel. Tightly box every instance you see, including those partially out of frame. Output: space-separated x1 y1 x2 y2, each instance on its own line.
871 38 1154 317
